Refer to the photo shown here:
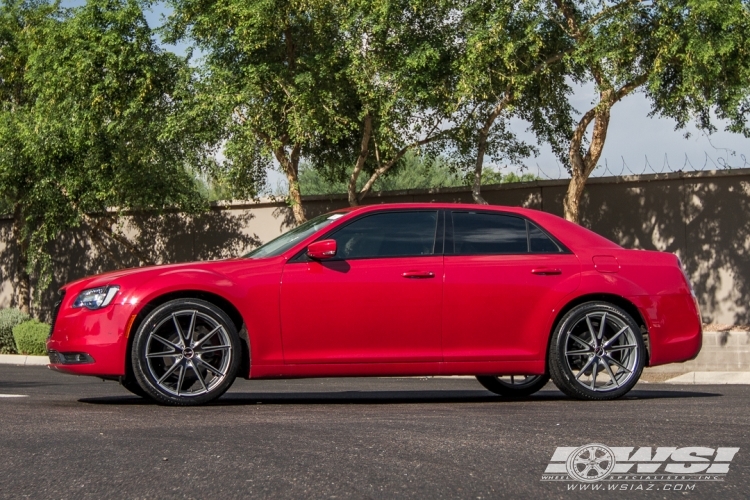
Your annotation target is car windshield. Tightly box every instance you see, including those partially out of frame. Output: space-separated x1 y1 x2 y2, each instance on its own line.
243 212 345 258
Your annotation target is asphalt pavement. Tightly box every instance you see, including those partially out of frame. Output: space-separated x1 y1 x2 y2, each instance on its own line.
0 366 748 499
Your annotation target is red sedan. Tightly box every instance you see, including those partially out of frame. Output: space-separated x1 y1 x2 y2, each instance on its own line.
47 203 702 405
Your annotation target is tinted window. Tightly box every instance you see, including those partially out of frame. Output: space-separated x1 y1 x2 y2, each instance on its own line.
330 211 438 259
529 222 562 253
452 212 527 254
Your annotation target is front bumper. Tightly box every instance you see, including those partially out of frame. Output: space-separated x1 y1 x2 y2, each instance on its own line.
46 303 136 377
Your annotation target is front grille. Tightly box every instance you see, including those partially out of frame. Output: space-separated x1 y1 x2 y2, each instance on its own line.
48 289 66 340
48 350 62 364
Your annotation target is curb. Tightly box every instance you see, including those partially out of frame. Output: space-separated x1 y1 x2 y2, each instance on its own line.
664 372 750 385
0 354 48 366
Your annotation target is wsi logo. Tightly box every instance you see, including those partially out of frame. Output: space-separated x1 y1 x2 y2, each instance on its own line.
541 444 739 483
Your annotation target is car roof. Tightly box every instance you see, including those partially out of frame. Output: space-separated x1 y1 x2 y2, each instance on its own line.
332 203 621 250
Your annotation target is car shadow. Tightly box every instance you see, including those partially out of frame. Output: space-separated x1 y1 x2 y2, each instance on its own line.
78 388 721 406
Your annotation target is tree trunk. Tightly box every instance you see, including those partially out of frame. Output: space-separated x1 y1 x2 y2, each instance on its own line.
563 171 588 225
347 114 372 206
472 122 494 205
287 178 305 225
562 74 646 223
11 204 30 315
274 143 306 225
471 96 511 205
563 95 612 223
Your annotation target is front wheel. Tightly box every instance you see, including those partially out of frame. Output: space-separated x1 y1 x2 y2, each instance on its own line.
548 301 645 400
131 299 241 406
476 374 550 397
120 376 151 399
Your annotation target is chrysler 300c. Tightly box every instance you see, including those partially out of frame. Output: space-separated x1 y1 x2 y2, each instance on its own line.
47 203 702 405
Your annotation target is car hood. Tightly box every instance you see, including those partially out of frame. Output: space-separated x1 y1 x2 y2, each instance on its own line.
62 258 275 291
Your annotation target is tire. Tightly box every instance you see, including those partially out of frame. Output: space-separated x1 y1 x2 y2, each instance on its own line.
120 376 151 399
131 299 241 406
476 374 550 397
548 301 645 400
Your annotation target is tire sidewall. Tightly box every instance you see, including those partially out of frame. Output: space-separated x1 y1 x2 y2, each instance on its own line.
132 299 241 406
550 302 645 400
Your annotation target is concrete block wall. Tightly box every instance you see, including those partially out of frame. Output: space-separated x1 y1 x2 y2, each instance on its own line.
648 332 750 373
1 168 749 331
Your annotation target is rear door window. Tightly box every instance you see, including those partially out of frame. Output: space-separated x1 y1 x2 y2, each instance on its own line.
451 212 528 254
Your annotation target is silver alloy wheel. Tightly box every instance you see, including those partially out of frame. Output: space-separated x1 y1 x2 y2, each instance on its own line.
494 375 546 388
562 311 640 392
145 309 232 397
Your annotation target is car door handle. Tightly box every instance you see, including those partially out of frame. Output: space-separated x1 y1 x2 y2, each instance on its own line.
402 271 435 279
531 268 562 275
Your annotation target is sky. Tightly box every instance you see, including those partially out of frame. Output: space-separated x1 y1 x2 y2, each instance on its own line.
65 1 750 186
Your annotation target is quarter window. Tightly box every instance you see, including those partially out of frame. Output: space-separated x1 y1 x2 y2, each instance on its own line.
529 222 562 253
329 211 438 259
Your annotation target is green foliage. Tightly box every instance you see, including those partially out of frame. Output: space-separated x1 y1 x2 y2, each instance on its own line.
298 152 538 195
644 0 750 137
332 0 461 197
164 0 354 207
165 0 465 207
450 0 576 170
479 170 539 186
12 319 49 356
0 308 30 355
0 0 206 296
540 0 750 164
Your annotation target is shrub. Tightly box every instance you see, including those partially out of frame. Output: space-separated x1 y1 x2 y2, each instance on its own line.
0 308 31 354
12 320 50 356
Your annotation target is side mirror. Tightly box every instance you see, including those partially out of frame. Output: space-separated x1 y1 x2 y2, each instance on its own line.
307 239 337 260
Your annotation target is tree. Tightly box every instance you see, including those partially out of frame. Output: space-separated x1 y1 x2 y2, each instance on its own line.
452 0 574 204
331 0 459 206
165 0 359 224
547 0 750 223
0 0 202 313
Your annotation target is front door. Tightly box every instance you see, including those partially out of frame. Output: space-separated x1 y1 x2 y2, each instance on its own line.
280 210 443 364
442 211 580 362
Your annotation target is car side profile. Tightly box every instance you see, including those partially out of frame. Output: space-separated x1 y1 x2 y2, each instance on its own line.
47 203 702 405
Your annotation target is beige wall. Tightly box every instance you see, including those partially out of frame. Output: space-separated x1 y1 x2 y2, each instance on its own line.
1 168 748 325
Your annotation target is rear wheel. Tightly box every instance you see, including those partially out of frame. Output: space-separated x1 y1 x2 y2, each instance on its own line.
476 374 550 397
131 299 241 406
549 301 645 400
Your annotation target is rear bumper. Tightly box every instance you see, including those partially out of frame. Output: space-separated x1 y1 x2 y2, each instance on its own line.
630 294 703 366
46 303 136 377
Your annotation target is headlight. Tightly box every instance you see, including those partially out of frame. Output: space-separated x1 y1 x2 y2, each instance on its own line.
72 285 120 310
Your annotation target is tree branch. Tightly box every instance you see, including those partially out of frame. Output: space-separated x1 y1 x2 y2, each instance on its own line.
357 132 444 203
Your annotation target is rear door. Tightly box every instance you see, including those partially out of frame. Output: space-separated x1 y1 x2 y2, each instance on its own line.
442 211 580 362
280 210 444 364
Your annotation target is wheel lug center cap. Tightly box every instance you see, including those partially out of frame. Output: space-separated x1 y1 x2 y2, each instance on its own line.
182 347 195 359
596 347 605 356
